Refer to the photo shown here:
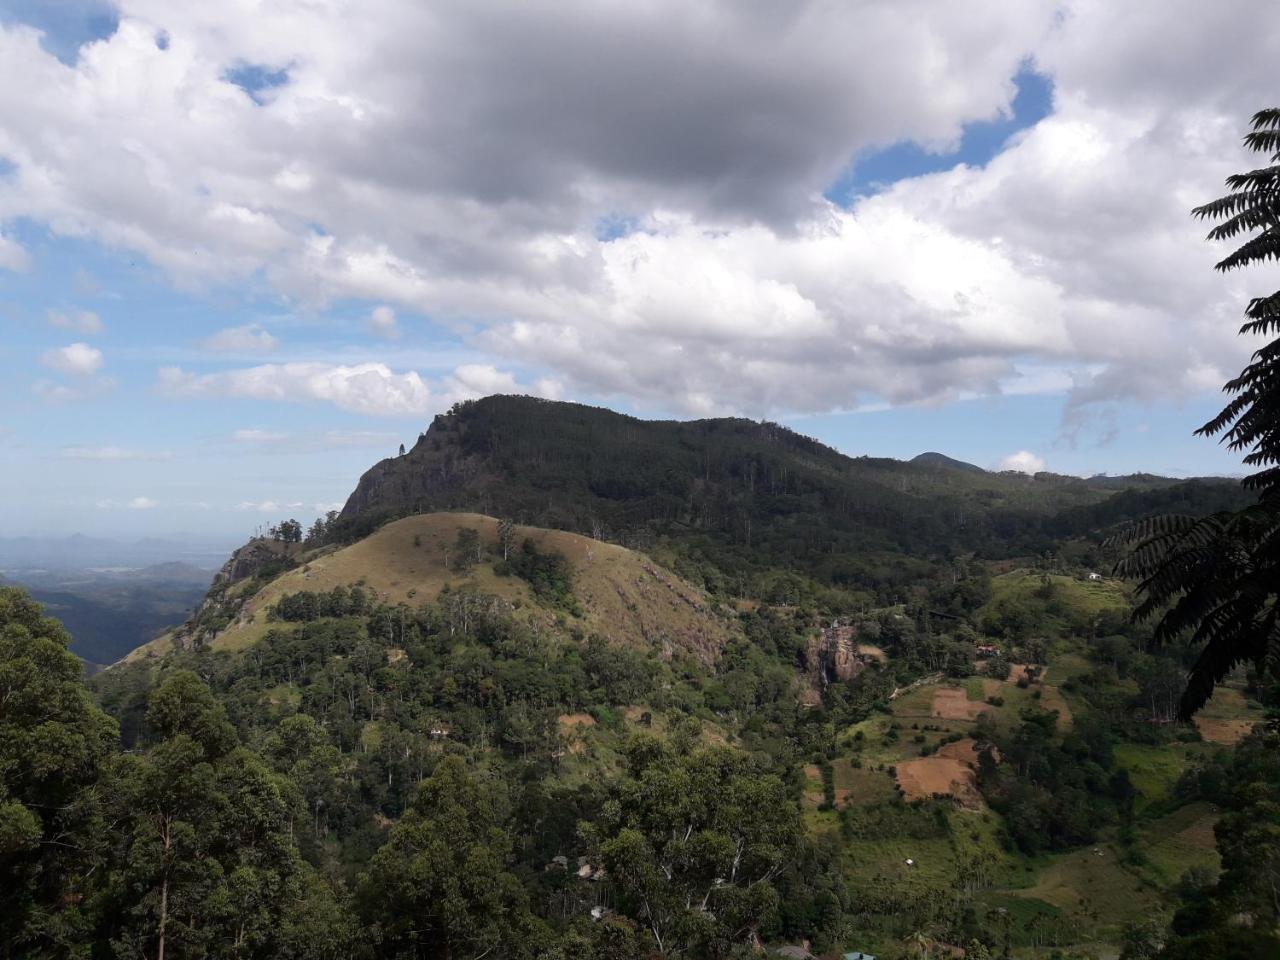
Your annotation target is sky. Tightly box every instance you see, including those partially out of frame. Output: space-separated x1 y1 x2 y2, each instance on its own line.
0 1 1276 540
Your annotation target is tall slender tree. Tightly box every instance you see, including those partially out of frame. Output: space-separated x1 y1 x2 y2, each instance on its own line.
1116 109 1280 718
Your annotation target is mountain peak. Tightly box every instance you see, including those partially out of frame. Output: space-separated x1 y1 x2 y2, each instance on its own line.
910 451 986 473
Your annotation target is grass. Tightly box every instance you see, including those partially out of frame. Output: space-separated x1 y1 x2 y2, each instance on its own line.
1113 743 1200 814
987 570 1131 617
1002 841 1165 944
832 760 899 807
1193 683 1265 744
1139 801 1220 884
129 513 740 663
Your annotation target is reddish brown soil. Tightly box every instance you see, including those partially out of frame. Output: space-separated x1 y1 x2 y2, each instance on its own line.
932 687 988 721
1195 717 1255 744
895 757 981 807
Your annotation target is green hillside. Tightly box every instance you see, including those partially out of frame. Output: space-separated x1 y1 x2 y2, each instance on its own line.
334 396 1247 605
8 396 1273 960
131 513 737 665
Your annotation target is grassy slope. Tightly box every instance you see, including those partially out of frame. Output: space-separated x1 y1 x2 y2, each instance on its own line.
983 569 1132 622
829 620 1234 955
128 513 738 663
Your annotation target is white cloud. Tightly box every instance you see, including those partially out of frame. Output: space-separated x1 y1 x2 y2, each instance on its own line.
314 501 344 513
159 361 432 416
32 376 115 403
157 360 556 417
0 232 28 271
200 323 279 354
60 446 172 461
0 3 1275 424
95 495 161 509
47 309 103 334
234 500 280 513
998 451 1047 474
367 304 399 340
42 342 103 376
32 380 81 403
232 428 288 442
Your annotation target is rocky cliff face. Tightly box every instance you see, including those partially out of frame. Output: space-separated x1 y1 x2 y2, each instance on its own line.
814 621 866 685
339 413 483 522
168 538 301 650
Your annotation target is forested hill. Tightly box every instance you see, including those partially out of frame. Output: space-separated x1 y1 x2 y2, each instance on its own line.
337 395 1246 592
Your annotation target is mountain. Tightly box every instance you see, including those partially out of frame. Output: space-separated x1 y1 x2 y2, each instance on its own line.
0 534 234 571
910 451 986 472
15 571 209 668
334 395 1247 598
76 394 1273 959
129 512 737 664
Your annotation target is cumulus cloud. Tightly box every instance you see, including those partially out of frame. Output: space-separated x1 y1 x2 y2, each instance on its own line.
47 309 103 334
0 232 28 271
0 2 1275 423
157 360 555 417
60 446 172 461
367 305 399 340
998 451 1047 474
232 428 288 442
234 500 280 512
159 361 432 416
200 323 279 354
96 495 161 509
42 342 104 376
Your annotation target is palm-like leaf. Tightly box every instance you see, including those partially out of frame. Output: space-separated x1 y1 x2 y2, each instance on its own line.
1116 108 1280 719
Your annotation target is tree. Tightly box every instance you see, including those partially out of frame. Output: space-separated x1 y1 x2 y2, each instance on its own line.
102 672 346 960
1115 109 1280 717
585 739 801 957
357 756 541 959
454 527 482 572
497 517 516 561
0 587 118 957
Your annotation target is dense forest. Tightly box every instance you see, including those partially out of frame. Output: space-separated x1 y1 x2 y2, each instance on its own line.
336 396 1249 600
4 469 1278 958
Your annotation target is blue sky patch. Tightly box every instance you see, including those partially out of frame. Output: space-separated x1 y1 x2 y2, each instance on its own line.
0 0 118 65
826 65 1053 204
223 62 291 105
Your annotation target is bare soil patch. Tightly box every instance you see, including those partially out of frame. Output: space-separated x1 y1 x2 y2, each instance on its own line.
801 764 825 808
935 738 982 766
1038 684 1073 727
1195 717 1256 745
557 713 596 730
895 757 981 807
1176 811 1219 851
1007 663 1046 684
932 686 989 721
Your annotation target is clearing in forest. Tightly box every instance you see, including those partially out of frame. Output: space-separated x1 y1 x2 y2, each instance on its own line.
932 686 990 721
1193 686 1263 744
895 756 981 806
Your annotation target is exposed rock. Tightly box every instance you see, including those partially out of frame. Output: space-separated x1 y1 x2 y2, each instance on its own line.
817 620 866 683
169 538 301 650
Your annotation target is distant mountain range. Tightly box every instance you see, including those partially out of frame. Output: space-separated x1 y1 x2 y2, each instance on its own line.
0 535 233 572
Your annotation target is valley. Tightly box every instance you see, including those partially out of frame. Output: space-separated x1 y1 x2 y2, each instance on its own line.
35 396 1265 959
